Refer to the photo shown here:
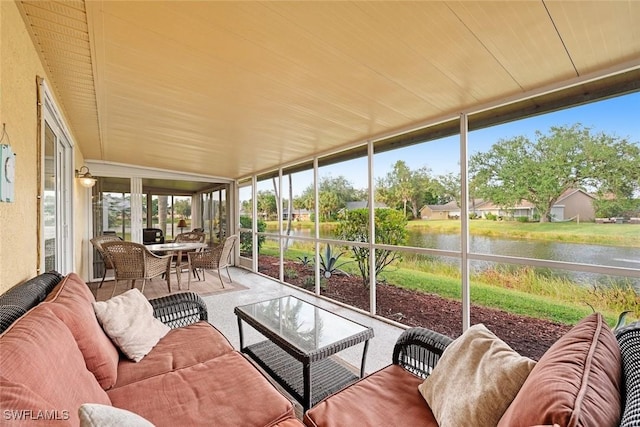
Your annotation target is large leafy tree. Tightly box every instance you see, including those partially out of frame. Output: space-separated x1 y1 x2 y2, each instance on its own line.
256 190 277 220
296 175 360 221
377 160 437 219
173 199 191 218
434 172 461 205
470 124 640 222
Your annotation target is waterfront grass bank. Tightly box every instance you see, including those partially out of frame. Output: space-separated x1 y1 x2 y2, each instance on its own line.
260 242 639 326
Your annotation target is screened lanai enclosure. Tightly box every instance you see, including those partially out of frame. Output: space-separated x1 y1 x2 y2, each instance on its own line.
9 1 639 342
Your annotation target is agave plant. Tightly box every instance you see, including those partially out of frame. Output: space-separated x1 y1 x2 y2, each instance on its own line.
296 255 313 267
614 310 632 331
319 244 351 278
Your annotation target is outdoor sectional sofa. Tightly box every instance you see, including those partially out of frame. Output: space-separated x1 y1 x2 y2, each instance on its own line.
2 271 639 427
0 271 304 427
304 311 640 426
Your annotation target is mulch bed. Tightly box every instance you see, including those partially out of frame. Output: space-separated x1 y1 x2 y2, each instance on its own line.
259 256 572 360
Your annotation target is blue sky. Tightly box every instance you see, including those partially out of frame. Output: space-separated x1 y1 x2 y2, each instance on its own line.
249 91 640 199
323 91 640 191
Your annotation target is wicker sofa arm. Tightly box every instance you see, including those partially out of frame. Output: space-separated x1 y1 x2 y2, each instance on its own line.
392 327 454 379
0 271 64 334
616 321 640 427
149 292 208 328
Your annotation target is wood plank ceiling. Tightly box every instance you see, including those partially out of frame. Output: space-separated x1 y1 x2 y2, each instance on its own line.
18 1 640 180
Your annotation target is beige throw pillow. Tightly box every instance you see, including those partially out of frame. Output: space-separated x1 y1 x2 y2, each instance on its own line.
418 324 536 427
93 289 170 362
79 404 155 427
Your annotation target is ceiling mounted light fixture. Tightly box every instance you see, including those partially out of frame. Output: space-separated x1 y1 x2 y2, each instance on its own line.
75 166 97 188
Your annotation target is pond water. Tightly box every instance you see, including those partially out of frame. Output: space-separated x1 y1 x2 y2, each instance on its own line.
270 226 640 289
407 231 640 289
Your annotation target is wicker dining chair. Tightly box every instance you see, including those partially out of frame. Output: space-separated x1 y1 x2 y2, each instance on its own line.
187 234 238 289
174 231 206 244
90 234 123 288
101 240 173 298
173 231 206 279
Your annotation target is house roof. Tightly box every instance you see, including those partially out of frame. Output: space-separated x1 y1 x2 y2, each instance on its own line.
283 208 311 215
471 189 596 211
556 188 597 204
475 200 536 211
422 201 460 212
345 201 388 210
16 1 640 181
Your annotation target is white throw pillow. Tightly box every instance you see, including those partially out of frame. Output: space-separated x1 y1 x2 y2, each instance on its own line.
79 404 154 427
93 289 170 362
418 324 536 427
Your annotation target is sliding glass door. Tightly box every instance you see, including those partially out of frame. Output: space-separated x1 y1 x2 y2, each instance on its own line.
41 82 73 274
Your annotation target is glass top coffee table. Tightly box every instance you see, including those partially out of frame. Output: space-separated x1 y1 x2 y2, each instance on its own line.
234 295 374 411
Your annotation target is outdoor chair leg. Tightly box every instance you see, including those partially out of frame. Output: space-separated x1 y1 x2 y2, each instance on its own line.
217 269 225 289
99 269 107 288
140 279 146 295
225 266 232 283
110 279 118 298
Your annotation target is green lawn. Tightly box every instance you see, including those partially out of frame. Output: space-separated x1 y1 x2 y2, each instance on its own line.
260 242 637 326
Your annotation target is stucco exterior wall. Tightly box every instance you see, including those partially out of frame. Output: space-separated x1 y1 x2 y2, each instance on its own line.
562 191 596 222
419 207 449 220
0 1 87 293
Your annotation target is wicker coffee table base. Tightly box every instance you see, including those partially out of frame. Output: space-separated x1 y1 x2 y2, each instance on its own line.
244 340 359 410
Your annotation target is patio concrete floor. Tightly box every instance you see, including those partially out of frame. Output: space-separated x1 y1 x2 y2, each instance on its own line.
95 266 406 374
201 267 405 375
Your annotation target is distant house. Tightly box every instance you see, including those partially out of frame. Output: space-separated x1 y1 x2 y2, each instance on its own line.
421 189 597 221
419 201 460 219
282 208 311 221
550 189 596 221
473 200 536 219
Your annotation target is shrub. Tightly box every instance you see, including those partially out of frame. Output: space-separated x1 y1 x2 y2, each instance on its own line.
485 213 497 221
301 276 327 291
239 215 266 255
284 268 298 279
336 208 407 287
516 216 529 223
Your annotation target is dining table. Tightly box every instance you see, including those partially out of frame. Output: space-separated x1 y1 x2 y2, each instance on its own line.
145 242 207 289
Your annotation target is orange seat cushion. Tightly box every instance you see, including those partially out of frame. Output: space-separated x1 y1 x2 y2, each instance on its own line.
108 351 297 427
0 305 111 426
304 364 438 427
44 273 120 389
498 313 622 427
114 321 234 388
